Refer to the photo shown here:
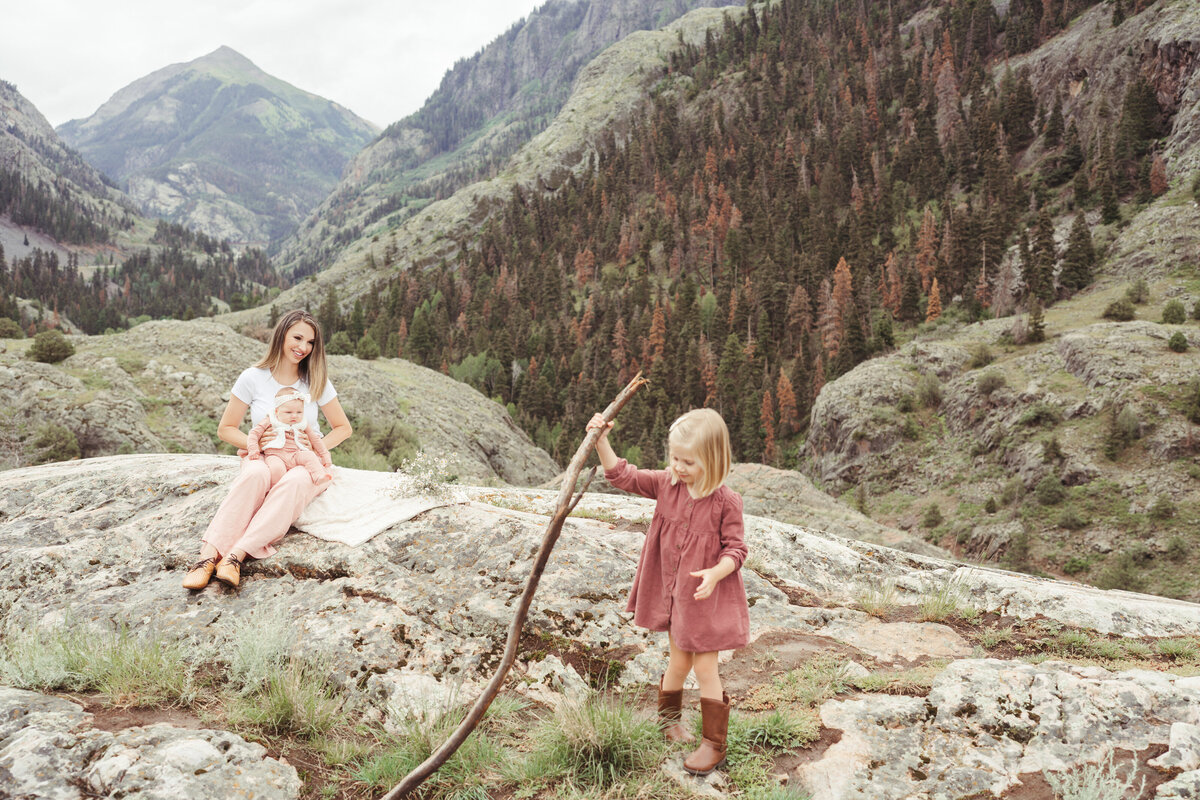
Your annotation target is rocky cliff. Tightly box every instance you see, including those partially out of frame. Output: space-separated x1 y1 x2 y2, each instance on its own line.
1 454 1198 798
0 318 556 485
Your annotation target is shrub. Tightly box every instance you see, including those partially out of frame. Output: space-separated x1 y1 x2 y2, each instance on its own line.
915 373 942 408
29 330 75 363
977 372 1007 395
1125 277 1149 304
966 342 995 369
984 497 998 514
326 330 353 355
1058 506 1088 530
0 317 23 338
355 333 380 360
31 423 80 464
1165 536 1189 561
1095 550 1146 592
1000 477 1024 505
1035 474 1066 505
1062 556 1090 575
922 504 944 529
1148 494 1176 520
1168 331 1188 352
1104 405 1141 459
1019 402 1062 427
896 393 915 413
1102 298 1135 321
1162 299 1187 324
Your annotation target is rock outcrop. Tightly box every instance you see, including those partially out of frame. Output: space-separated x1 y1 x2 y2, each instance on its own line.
1 454 1198 798
0 318 557 485
0 688 301 800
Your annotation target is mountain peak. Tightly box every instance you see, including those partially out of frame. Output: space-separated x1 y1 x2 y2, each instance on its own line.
190 45 264 78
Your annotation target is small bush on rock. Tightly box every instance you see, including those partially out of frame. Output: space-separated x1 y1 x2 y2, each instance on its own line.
29 330 74 363
0 317 23 338
1125 278 1149 304
1168 331 1188 352
916 373 942 408
922 504 944 529
1035 474 1066 505
1102 298 1135 321
31 423 80 464
977 372 1006 396
1162 299 1186 324
966 342 994 369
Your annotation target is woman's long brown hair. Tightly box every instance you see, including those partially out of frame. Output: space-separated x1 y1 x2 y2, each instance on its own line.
255 309 328 401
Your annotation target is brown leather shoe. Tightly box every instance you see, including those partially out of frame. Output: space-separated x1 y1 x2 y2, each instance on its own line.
213 553 243 589
181 556 219 590
657 678 696 744
682 693 729 775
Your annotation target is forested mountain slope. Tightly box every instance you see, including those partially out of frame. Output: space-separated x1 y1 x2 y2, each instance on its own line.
272 0 735 277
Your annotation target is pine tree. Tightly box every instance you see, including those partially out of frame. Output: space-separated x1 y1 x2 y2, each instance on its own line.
1028 209 1057 303
899 266 922 323
925 278 943 322
1060 213 1095 293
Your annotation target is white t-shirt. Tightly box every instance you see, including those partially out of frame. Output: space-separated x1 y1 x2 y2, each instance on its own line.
230 366 337 430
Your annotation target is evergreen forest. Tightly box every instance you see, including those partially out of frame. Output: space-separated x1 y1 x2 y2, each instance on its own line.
313 0 1171 466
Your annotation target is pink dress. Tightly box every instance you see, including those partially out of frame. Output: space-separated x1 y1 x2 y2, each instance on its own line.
605 458 750 652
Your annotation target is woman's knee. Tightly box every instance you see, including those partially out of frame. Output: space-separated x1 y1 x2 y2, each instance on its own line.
237 460 273 488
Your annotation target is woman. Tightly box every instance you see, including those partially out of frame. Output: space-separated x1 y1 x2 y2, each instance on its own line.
182 310 352 590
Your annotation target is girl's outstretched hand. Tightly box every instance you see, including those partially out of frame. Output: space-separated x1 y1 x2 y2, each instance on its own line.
586 413 613 439
690 566 721 600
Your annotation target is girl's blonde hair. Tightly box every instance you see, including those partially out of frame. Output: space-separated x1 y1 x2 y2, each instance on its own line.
667 408 731 497
256 309 328 401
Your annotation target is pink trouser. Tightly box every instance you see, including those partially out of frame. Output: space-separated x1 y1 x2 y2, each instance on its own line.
202 458 328 559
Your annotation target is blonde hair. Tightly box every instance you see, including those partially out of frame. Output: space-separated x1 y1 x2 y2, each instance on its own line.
256 309 327 401
667 408 731 497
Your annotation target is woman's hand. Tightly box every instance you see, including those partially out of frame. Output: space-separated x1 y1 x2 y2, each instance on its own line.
259 421 274 443
294 427 310 449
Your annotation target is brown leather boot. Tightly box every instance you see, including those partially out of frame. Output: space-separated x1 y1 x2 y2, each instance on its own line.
181 556 218 590
213 553 243 590
657 679 696 744
682 693 729 775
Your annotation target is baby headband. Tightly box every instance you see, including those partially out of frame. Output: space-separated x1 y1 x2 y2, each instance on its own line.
274 390 311 409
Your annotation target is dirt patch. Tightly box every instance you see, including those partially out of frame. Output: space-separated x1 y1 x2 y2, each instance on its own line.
722 629 872 698
72 696 205 732
960 744 1174 800
758 573 826 607
518 631 642 689
774 726 843 770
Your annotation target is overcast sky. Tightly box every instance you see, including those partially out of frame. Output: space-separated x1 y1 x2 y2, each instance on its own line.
1 0 546 129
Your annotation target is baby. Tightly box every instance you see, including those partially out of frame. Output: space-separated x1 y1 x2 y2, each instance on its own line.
246 387 332 484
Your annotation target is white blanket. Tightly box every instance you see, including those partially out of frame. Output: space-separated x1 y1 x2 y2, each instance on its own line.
294 466 460 546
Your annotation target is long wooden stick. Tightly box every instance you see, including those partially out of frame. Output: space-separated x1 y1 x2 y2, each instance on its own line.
379 372 648 800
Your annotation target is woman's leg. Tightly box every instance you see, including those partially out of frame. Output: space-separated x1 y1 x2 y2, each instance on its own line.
662 631 695 691
691 651 724 700
201 459 273 557
230 466 327 559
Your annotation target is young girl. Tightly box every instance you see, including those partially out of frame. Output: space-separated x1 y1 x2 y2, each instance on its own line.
586 408 749 776
181 310 352 591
